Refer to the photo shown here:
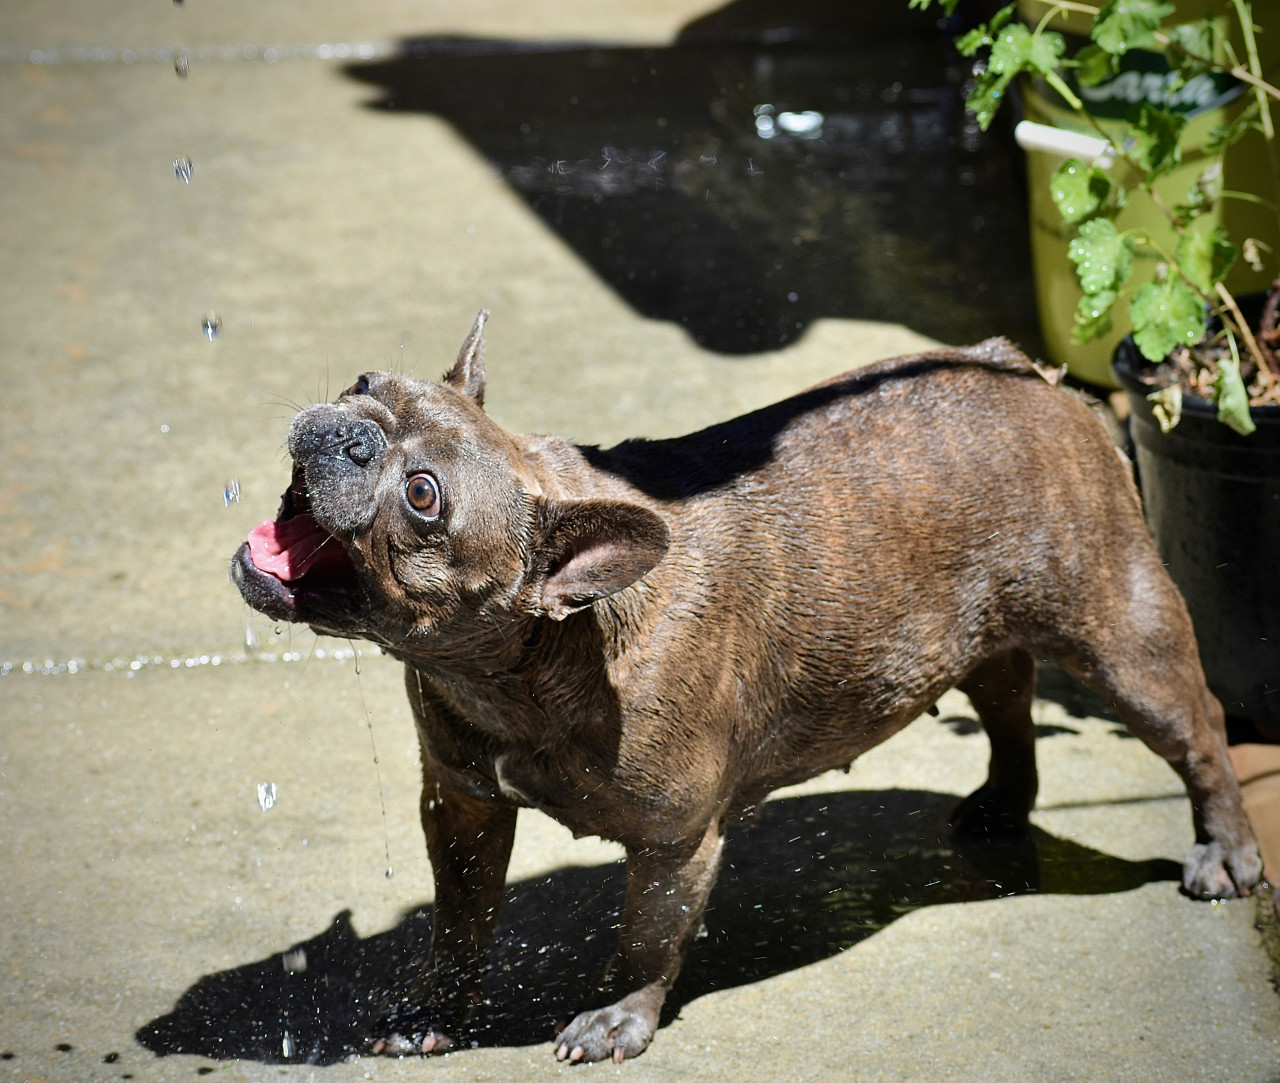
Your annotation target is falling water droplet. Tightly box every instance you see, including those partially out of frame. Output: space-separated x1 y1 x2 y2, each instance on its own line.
281 1031 292 1059
256 782 277 812
172 156 193 184
174 52 189 78
385 866 394 879
223 477 241 506
244 619 260 653
201 312 222 340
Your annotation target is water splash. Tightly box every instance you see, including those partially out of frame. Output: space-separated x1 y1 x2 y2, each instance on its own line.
223 477 241 506
174 52 189 78
256 782 277 812
172 156 193 183
201 312 222 340
1 644 359 678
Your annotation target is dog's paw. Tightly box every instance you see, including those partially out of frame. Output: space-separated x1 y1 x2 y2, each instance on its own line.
554 1002 654 1065
949 783 1032 838
367 1000 460 1058
368 1028 455 1057
1182 840 1262 900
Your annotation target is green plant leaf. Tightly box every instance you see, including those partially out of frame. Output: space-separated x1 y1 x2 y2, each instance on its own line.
1206 103 1259 154
964 21 1063 129
1172 162 1222 227
1213 355 1257 435
1129 277 1204 361
956 25 987 55
988 4 1015 34
1128 102 1186 177
1176 225 1237 294
1072 289 1118 343
1166 19 1215 80
1074 43 1119 87
908 0 963 16
956 3 1015 57
1051 158 1122 225
1092 0 1176 56
1025 27 1067 75
964 75 1005 130
1068 218 1134 295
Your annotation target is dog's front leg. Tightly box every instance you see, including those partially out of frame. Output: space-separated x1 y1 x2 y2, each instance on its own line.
372 785 516 1056
556 822 723 1064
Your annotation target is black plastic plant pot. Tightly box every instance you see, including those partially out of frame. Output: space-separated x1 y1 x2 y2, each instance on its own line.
1113 329 1280 739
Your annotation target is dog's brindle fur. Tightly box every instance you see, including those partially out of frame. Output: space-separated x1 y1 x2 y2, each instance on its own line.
232 314 1260 1063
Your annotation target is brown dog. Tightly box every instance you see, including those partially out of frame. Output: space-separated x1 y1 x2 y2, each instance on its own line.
231 313 1260 1063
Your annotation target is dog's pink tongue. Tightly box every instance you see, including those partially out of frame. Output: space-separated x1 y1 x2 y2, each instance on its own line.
246 515 347 582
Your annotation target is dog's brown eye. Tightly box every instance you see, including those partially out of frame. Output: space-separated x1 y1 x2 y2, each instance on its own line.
344 377 369 396
406 473 441 517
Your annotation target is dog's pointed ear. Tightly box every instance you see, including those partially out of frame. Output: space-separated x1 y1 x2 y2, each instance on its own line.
443 309 489 407
522 499 670 620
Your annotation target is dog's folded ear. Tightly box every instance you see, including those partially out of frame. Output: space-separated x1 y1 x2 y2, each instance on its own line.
443 309 489 407
522 499 671 620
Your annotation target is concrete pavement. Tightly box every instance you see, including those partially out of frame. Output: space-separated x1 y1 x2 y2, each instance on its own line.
2 2 1277 1080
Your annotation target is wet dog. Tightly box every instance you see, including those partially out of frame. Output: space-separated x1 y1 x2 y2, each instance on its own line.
232 312 1260 1063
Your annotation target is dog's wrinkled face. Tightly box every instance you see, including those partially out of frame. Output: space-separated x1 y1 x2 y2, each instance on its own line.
231 314 671 659
231 369 535 648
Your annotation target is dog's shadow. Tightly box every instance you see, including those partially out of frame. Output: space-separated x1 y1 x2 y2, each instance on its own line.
136 787 1179 1066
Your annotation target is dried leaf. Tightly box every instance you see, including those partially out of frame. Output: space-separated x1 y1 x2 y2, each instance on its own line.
1146 384 1182 432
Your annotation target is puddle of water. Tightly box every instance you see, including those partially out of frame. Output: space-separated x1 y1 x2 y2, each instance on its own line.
345 20 1039 355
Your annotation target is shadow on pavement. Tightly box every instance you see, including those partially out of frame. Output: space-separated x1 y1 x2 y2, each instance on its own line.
137 786 1179 1066
342 0 1039 355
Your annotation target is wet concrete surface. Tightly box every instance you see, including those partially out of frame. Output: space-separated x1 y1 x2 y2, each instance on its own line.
2 1 1278 1080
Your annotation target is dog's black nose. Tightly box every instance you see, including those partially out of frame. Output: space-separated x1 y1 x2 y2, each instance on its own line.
289 409 385 469
336 422 380 466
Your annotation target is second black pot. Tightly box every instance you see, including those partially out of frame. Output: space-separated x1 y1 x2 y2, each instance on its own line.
1113 337 1280 739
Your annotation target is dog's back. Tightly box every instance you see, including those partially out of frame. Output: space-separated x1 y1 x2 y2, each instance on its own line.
569 341 1149 796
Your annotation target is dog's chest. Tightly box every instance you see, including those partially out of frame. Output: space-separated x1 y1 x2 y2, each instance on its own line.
409 668 650 834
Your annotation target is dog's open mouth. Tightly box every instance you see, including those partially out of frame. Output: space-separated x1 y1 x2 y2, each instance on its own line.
231 471 361 624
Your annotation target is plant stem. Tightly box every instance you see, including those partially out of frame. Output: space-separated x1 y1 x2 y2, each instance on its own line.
1221 188 1278 210
1229 0 1280 306
1022 0 1099 17
1045 69 1084 112
1218 281 1280 382
1230 0 1276 137
1228 64 1280 106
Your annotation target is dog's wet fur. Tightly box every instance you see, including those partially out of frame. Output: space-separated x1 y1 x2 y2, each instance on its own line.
232 313 1260 1063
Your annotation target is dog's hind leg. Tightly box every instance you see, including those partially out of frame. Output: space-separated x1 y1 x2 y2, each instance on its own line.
951 648 1040 837
1053 559 1261 899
